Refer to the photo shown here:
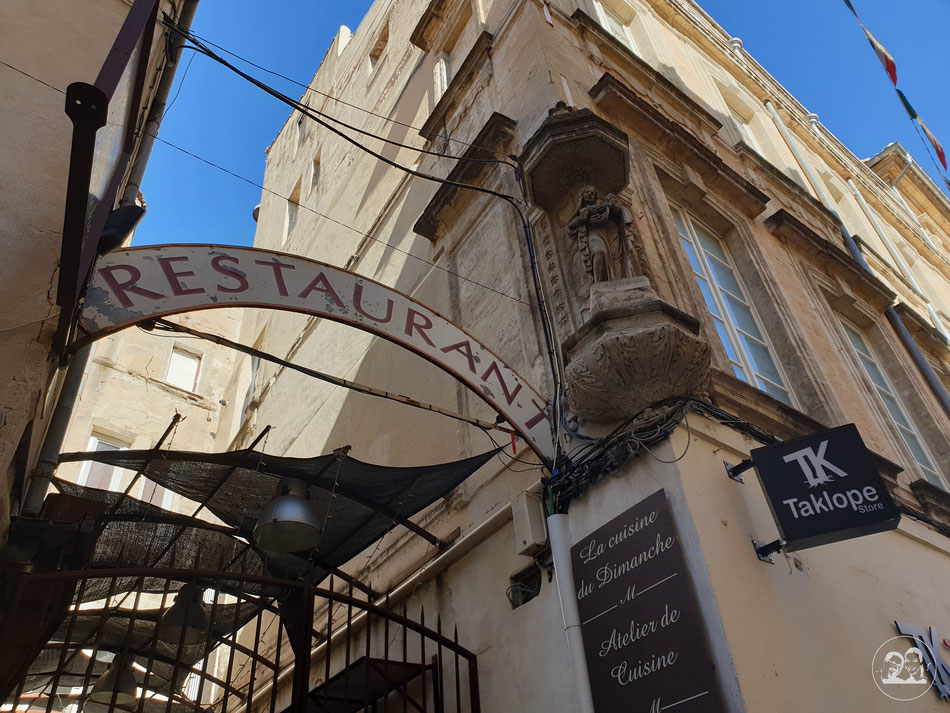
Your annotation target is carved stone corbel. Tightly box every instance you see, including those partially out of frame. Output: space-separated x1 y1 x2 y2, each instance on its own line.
521 105 711 421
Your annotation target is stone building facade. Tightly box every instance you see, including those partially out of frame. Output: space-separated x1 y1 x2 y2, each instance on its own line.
202 0 950 709
12 0 949 710
55 309 241 515
197 0 950 710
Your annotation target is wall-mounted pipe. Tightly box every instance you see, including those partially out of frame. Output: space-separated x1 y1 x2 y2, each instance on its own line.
764 101 950 420
891 150 941 253
847 178 950 341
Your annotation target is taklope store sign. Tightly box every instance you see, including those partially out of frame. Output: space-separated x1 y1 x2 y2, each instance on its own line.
80 244 554 462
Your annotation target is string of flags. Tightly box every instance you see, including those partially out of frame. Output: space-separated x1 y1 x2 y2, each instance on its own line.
843 0 949 192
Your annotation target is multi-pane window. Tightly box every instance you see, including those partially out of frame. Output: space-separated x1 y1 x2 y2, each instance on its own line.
839 321 946 490
671 205 792 404
593 1 637 52
166 347 201 392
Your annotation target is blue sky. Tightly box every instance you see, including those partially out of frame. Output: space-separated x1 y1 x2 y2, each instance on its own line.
133 0 950 247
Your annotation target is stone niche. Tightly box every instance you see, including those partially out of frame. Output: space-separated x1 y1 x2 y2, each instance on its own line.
521 106 710 421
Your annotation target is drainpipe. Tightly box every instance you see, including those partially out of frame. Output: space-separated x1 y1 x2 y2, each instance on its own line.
120 0 200 207
890 150 941 253
846 177 950 341
20 346 91 515
548 513 596 713
764 101 950 420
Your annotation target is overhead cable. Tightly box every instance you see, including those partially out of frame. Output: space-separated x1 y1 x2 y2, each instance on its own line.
162 19 516 170
167 25 511 159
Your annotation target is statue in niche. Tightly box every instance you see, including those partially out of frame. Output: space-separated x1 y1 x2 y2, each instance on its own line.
565 185 640 285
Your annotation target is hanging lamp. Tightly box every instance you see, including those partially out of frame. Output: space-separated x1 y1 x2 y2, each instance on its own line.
157 583 210 645
88 656 137 705
253 477 321 553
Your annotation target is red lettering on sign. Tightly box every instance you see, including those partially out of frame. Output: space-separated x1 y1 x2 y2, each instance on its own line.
157 256 205 296
298 272 344 307
524 398 549 430
481 361 523 406
211 255 249 293
404 308 436 347
441 340 477 374
353 284 393 323
255 259 296 297
98 265 165 308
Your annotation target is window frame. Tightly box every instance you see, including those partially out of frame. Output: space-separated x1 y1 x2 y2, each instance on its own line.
592 0 638 53
670 202 794 405
837 317 948 490
164 345 202 393
77 433 131 492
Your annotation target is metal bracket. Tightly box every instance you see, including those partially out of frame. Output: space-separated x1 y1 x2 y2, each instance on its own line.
724 459 753 484
752 538 786 564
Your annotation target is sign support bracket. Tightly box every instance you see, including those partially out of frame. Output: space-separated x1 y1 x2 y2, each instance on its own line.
724 459 753 484
751 538 786 564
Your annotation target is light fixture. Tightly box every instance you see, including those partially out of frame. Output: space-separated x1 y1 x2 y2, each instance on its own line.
88 656 137 705
157 584 210 645
253 477 321 553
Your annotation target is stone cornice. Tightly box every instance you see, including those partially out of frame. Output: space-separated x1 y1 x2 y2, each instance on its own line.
573 9 722 139
418 31 494 141
894 302 950 358
764 208 896 310
413 111 517 240
589 72 769 219
654 0 940 245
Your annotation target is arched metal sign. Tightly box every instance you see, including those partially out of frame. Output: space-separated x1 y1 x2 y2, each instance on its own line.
79 245 554 462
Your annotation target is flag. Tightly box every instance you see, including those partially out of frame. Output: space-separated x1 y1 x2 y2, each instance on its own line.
896 90 917 120
863 27 897 86
843 0 859 17
919 117 948 171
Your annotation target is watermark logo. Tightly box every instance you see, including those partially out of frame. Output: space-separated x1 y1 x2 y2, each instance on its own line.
872 635 935 701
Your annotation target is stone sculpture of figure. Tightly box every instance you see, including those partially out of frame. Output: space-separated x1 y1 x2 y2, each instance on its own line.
565 185 637 284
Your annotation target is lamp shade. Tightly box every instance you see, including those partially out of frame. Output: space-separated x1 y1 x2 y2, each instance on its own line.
88 656 137 705
253 478 321 553
158 584 209 645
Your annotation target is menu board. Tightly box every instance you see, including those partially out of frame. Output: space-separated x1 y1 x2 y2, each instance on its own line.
570 489 726 713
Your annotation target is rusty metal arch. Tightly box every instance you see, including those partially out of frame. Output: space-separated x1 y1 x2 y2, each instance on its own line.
77 244 553 464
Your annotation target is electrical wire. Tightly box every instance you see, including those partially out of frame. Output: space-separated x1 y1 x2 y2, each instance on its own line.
162 19 516 170
161 47 196 121
165 25 511 159
0 310 61 334
2 45 566 473
146 132 538 310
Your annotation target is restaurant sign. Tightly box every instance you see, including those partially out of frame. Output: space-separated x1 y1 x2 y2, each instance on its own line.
571 490 726 713
79 245 553 462
750 423 900 551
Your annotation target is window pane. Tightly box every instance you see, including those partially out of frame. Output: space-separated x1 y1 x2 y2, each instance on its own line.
707 257 745 299
859 355 891 393
724 294 764 340
899 428 938 472
712 318 740 363
696 278 721 318
167 349 200 391
692 222 728 262
756 377 791 404
741 335 785 386
842 324 871 358
671 208 689 238
680 238 703 274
